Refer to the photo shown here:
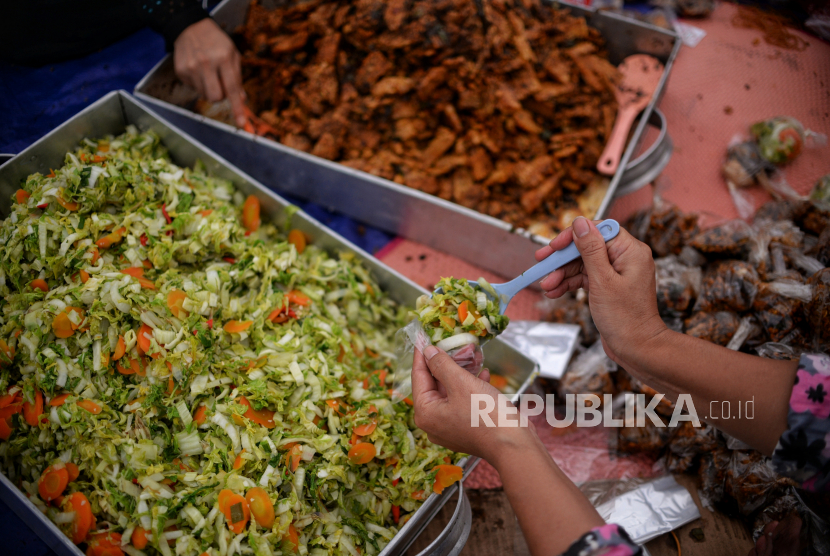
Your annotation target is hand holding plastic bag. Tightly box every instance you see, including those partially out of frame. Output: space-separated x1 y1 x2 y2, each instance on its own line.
390 319 484 402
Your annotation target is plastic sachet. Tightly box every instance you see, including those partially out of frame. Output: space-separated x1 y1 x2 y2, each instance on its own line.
694 260 760 312
389 319 485 403
811 174 830 203
806 268 830 343
684 311 741 346
655 255 702 316
750 116 827 165
626 197 700 257
689 220 754 259
558 339 617 398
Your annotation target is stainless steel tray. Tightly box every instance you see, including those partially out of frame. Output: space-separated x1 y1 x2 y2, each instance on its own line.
0 91 539 556
134 0 680 281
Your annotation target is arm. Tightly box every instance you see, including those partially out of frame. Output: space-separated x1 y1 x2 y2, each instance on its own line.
537 217 798 456
136 0 247 127
412 347 605 555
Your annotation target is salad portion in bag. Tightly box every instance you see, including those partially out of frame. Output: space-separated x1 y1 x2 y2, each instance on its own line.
0 127 462 556
415 277 509 350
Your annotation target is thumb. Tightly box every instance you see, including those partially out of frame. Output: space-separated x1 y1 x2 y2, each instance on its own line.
572 217 615 285
423 346 466 391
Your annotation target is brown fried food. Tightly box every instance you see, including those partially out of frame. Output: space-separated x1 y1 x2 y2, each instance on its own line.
807 268 830 342
690 220 754 258
753 283 802 342
234 0 619 236
695 260 760 313
684 311 741 345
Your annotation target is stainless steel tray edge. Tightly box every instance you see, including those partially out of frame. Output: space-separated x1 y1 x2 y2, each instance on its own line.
134 0 679 280
0 90 539 556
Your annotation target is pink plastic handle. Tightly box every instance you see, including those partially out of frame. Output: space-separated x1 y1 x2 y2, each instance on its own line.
597 107 638 176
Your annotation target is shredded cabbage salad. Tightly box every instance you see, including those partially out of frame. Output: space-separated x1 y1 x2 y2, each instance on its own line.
414 277 509 351
0 127 463 556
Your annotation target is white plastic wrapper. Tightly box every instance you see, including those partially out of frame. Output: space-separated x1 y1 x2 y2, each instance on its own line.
498 321 581 379
390 319 484 403
596 475 701 544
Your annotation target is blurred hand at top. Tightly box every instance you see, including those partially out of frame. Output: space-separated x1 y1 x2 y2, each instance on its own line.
174 18 246 128
535 216 667 368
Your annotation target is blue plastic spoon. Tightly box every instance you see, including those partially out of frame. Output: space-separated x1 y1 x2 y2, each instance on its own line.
436 219 620 315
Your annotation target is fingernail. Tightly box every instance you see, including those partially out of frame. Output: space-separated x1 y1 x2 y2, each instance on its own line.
573 217 589 238
424 345 439 360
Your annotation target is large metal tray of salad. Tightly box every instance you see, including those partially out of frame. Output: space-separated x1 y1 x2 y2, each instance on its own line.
0 91 538 556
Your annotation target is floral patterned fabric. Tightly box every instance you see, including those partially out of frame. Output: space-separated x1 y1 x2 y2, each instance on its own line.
560 524 641 556
772 353 830 492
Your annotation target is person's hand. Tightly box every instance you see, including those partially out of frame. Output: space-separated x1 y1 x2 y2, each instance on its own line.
174 18 246 128
535 216 667 367
412 345 533 464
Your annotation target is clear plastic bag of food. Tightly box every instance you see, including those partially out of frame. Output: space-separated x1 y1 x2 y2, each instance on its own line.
558 339 617 397
694 260 760 312
806 268 830 343
625 195 699 257
689 220 754 258
750 116 827 165
684 311 741 346
807 227 830 267
810 174 830 203
655 256 702 316
390 319 484 403
755 342 801 361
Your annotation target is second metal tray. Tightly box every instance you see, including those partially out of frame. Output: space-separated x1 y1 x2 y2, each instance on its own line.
135 0 680 281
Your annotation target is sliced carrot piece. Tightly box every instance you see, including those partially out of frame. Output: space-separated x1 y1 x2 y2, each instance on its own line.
348 443 376 465
61 492 94 544
246 487 275 528
0 417 13 440
56 194 79 211
432 464 463 494
86 531 123 556
224 320 253 334
194 404 207 425
137 276 156 290
411 490 426 500
77 399 101 414
285 443 303 472
233 449 246 470
137 324 153 356
285 290 310 306
38 464 69 501
30 279 49 292
52 311 74 338
353 405 378 436
120 267 144 278
362 369 387 390
112 336 126 360
79 270 90 283
282 523 299 554
22 389 43 427
49 393 70 407
96 227 126 249
200 209 213 217
241 195 261 232
220 491 250 534
65 462 80 482
238 396 276 429
15 189 30 204
89 247 100 264
287 229 306 254
489 374 508 390
167 289 187 318
131 527 150 550
0 340 14 366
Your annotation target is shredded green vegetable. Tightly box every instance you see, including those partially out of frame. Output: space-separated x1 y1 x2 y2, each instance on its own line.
0 127 460 556
414 277 509 346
